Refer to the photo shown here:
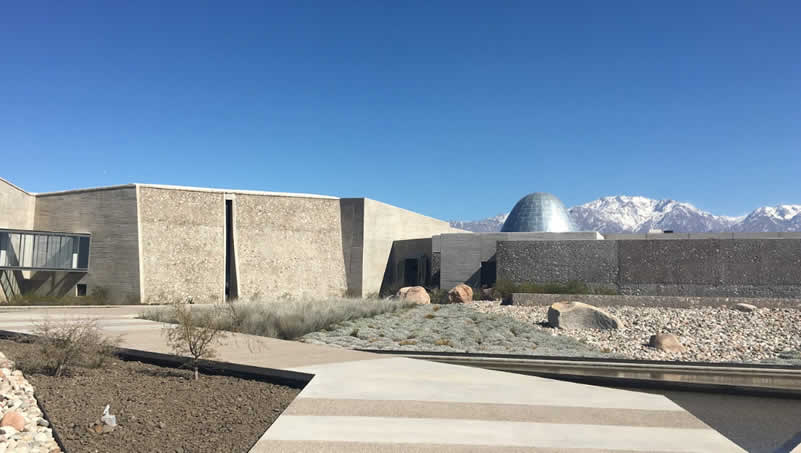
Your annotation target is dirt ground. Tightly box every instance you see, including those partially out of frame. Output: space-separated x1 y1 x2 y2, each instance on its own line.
0 339 301 453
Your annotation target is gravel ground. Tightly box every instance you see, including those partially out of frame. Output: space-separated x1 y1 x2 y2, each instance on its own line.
300 303 618 358
0 339 300 453
469 302 801 364
301 301 801 364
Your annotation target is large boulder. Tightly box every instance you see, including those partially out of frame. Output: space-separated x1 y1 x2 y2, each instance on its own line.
396 286 430 304
447 284 473 303
547 301 623 330
649 333 686 353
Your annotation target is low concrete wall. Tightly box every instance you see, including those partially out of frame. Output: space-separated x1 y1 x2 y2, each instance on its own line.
511 293 801 309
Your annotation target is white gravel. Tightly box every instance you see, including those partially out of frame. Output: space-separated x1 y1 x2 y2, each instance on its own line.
0 351 62 453
467 301 801 363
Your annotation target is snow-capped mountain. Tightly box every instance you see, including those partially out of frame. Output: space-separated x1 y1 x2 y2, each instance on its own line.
736 205 801 232
568 196 742 233
450 196 801 233
450 213 508 233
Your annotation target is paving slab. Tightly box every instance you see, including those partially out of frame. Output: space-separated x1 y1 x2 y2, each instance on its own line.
0 305 745 452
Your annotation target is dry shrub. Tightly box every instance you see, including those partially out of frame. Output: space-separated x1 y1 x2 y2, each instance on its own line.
19 318 121 377
163 301 229 380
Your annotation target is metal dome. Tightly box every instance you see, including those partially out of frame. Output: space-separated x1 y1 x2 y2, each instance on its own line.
501 192 575 232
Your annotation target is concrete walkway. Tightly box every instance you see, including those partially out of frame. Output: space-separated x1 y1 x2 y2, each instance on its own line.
0 306 745 452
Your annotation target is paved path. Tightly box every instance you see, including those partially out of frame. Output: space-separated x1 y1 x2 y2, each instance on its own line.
0 306 745 452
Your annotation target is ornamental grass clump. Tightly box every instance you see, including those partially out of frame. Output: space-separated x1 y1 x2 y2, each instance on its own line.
142 297 416 340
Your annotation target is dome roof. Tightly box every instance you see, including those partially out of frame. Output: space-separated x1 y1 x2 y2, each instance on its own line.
501 192 575 232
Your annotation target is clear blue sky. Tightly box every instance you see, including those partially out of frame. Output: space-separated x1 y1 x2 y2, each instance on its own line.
2 1 799 220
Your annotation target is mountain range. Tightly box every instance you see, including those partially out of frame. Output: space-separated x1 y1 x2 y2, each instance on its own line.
450 196 801 233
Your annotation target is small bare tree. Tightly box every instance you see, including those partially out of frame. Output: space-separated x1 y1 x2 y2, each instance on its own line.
22 317 121 377
163 300 228 380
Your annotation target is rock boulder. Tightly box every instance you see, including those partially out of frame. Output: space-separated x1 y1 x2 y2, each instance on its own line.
0 411 24 431
447 284 473 303
396 286 430 304
649 333 686 353
733 303 757 313
547 301 623 330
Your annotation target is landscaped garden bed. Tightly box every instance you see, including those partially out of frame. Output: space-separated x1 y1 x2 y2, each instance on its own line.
299 303 618 358
0 339 299 453
298 300 801 365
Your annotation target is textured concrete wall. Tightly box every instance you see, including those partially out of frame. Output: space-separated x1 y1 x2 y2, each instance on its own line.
34 187 141 304
497 240 617 290
617 239 801 297
440 234 482 289
360 199 459 296
511 292 801 309
138 186 224 304
497 238 801 298
235 193 347 300
0 179 35 230
440 232 603 290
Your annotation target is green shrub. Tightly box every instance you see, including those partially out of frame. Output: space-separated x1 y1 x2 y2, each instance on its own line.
472 288 482 301
140 297 417 340
427 288 449 304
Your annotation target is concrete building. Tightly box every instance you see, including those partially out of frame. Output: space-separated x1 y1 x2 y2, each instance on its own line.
5 176 799 304
0 178 462 304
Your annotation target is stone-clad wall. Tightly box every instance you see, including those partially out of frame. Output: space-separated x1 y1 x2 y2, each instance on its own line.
34 187 141 304
235 194 347 300
497 240 617 291
138 187 224 304
497 239 801 298
440 232 603 290
0 178 35 230
618 239 801 298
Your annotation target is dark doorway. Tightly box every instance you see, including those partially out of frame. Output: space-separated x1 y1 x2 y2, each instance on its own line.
403 258 418 286
225 200 238 300
480 260 496 287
